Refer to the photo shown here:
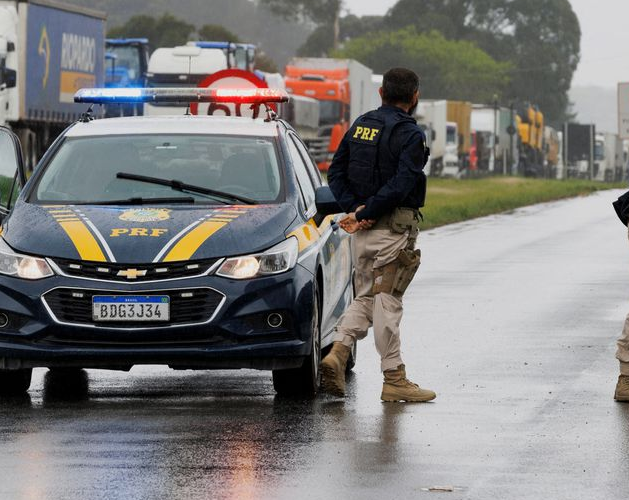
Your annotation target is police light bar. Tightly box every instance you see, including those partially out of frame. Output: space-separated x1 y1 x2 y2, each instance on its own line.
74 88 290 105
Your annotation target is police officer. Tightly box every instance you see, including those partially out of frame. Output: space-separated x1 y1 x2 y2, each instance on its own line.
320 67 436 402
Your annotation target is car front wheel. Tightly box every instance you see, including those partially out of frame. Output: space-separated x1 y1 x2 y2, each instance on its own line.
272 286 321 397
0 368 32 396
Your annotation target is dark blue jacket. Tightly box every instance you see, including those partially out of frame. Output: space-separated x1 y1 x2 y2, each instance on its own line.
327 105 427 221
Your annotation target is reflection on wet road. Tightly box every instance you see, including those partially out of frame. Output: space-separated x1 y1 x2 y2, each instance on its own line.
2 190 629 499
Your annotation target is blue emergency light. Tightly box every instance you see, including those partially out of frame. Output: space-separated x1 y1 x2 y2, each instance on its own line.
106 38 149 45
74 88 290 105
193 41 234 50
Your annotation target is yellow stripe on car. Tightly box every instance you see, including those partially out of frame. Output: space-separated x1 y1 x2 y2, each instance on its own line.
57 219 107 262
47 207 108 262
288 215 335 253
162 220 228 262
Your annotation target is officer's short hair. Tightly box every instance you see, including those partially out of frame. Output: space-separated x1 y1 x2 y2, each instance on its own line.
382 68 420 105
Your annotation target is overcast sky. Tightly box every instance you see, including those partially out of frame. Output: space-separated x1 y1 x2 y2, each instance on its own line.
344 0 629 89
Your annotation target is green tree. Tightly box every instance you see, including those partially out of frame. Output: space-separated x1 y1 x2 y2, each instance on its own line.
383 0 581 124
198 24 241 42
298 14 384 56
261 0 343 49
334 28 511 104
107 13 196 50
255 52 279 73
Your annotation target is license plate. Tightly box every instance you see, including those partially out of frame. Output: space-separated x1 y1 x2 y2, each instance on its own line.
92 295 170 322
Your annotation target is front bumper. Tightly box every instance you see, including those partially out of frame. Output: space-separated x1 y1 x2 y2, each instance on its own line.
0 265 316 371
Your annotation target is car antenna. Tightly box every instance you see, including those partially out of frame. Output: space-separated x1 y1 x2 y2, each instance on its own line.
264 103 277 122
79 104 95 123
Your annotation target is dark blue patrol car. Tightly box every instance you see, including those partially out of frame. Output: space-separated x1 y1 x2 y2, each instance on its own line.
0 88 354 396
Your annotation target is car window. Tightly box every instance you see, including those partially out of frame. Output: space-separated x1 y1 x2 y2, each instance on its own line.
286 134 316 212
32 134 283 204
290 134 322 187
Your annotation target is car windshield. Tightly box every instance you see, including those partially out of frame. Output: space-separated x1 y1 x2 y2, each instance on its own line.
32 134 283 204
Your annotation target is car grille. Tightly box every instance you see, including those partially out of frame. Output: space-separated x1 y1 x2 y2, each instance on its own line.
43 287 224 327
52 258 220 282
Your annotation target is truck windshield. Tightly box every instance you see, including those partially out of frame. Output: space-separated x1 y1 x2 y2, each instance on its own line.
106 46 141 85
594 140 605 161
319 100 342 126
446 125 457 144
33 135 283 205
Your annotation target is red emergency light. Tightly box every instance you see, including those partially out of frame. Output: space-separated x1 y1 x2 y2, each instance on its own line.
74 88 290 105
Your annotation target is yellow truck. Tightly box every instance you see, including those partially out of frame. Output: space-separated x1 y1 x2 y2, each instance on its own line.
516 104 545 177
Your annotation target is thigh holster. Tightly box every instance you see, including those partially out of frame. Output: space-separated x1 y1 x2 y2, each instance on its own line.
373 248 421 298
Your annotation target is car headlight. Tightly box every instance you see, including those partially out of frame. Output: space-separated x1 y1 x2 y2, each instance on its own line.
216 237 299 280
0 238 54 280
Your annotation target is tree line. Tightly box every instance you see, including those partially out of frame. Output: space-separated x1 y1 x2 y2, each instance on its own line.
263 0 581 125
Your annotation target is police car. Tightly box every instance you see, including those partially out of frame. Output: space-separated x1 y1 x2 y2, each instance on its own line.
0 88 354 396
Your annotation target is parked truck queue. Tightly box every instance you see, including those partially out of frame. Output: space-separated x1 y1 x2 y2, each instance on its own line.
0 0 626 183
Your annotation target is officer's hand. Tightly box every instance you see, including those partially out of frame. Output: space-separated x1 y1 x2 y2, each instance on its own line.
355 206 375 230
339 213 360 234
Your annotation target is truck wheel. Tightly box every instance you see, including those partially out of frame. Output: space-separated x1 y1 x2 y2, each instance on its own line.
0 369 32 396
273 286 321 397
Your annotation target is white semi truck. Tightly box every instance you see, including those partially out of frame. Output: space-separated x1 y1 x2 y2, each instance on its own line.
0 0 105 169
593 132 624 182
145 41 256 116
415 100 458 177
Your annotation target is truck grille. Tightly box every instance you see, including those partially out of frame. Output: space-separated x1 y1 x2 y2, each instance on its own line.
42 287 224 328
304 137 330 163
52 258 219 282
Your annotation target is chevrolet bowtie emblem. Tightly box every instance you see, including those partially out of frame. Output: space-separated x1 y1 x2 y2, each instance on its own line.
117 268 147 279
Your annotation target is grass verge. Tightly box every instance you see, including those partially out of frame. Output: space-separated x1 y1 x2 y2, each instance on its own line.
421 177 626 230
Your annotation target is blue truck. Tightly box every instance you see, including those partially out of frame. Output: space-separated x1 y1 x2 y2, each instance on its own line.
105 38 150 117
0 0 106 169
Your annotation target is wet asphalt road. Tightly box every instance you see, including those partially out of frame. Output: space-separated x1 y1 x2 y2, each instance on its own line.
2 190 629 500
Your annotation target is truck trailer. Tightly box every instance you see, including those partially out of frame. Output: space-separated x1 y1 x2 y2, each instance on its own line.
0 0 105 169
563 122 595 179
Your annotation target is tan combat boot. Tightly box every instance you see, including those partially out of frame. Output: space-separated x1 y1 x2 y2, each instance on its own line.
320 342 351 397
381 364 436 403
614 375 629 402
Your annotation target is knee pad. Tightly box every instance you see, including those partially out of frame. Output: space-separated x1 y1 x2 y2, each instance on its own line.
372 248 421 297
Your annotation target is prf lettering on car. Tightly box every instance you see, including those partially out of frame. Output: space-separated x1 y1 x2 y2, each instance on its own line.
352 126 380 142
110 228 169 237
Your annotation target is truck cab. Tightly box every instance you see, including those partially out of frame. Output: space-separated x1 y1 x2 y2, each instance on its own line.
443 122 460 177
105 38 150 117
145 42 257 116
284 58 372 171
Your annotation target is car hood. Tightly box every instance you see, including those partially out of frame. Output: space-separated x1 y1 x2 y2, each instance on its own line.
2 201 298 264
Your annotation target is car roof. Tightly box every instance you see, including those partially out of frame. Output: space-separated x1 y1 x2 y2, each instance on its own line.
65 115 281 138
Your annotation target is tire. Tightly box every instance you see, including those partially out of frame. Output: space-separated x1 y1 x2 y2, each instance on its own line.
0 369 32 396
273 285 321 397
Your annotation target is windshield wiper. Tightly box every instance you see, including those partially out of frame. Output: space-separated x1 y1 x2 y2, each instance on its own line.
116 172 257 205
74 196 196 206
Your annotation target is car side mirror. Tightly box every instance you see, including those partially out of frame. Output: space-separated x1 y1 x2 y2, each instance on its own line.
314 186 342 225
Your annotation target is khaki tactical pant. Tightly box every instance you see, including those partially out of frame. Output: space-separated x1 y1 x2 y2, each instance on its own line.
617 225 629 375
334 227 413 372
